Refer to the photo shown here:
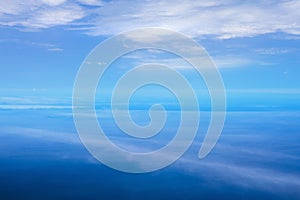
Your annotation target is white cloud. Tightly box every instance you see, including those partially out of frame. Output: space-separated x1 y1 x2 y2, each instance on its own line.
0 0 38 16
255 48 291 55
123 50 259 69
0 1 86 30
213 55 257 68
42 0 67 6
0 96 71 105
47 47 64 51
0 38 64 51
1 0 300 39
33 7 83 29
84 0 300 39
77 0 103 6
0 105 72 109
227 89 300 94
31 6 85 28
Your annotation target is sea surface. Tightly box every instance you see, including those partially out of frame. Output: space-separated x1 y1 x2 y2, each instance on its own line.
0 108 300 199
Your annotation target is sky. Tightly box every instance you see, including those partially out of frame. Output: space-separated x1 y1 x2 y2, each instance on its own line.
1 1 300 199
0 0 299 111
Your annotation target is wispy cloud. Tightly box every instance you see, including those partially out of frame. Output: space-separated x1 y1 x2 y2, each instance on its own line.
227 88 300 94
0 38 64 51
41 0 67 6
1 0 300 39
0 96 71 107
255 48 292 55
0 0 89 30
0 105 72 109
85 0 300 39
122 50 266 69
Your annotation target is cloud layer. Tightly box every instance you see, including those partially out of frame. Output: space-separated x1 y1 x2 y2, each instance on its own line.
1 0 300 39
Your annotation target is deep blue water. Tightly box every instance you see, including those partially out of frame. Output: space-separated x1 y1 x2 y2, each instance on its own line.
0 108 300 199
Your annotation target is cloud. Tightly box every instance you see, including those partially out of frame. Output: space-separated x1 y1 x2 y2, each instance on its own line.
0 38 64 51
29 42 64 51
42 0 67 6
85 0 300 39
47 47 64 51
77 0 103 6
122 50 260 69
29 6 85 28
0 105 72 109
1 0 300 39
227 89 300 94
255 48 291 55
0 0 87 30
0 96 72 107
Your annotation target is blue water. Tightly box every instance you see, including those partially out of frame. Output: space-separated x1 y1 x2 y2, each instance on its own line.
0 108 300 199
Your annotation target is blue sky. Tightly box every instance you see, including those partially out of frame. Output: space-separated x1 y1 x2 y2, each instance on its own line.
1 1 300 199
0 0 300 111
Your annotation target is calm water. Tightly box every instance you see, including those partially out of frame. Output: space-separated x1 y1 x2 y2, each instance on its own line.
0 108 300 199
